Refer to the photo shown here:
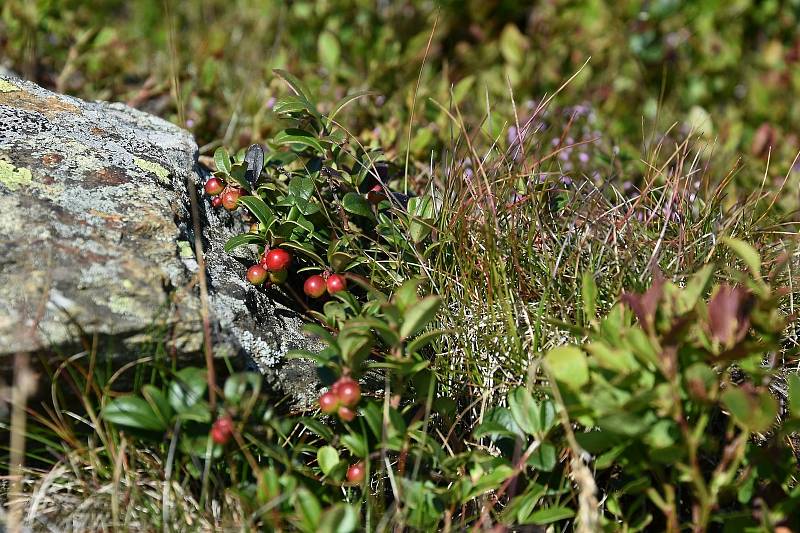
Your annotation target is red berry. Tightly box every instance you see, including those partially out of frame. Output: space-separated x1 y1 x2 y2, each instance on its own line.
327 274 347 294
211 415 234 445
264 249 292 272
222 188 242 211
247 264 268 285
346 462 366 484
319 391 340 414
269 269 288 284
204 177 225 196
211 196 223 208
304 275 327 298
334 377 361 407
337 406 356 422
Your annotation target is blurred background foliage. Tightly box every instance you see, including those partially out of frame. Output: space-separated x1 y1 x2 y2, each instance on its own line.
1 0 799 181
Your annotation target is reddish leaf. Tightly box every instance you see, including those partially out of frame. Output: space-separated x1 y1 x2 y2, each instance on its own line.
708 285 753 346
621 272 665 332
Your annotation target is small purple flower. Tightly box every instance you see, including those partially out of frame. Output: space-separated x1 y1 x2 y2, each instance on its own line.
578 152 590 163
507 126 518 145
266 97 276 109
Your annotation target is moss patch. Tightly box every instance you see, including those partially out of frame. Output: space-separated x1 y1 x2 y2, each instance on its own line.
0 159 33 191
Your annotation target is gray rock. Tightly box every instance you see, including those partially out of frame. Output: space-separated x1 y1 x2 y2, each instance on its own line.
0 76 319 401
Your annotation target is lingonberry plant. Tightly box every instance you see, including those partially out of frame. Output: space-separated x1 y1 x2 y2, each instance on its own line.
202 70 436 316
90 74 800 530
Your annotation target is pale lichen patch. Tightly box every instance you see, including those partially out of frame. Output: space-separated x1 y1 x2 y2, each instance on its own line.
0 79 20 93
135 158 170 183
0 159 33 191
177 240 194 259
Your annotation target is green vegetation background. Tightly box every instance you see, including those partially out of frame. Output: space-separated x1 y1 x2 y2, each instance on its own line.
3 0 798 180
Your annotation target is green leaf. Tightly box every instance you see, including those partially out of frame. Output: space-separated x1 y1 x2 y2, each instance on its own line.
508 389 556 437
789 374 800 418
228 163 252 192
545 346 589 390
722 387 777 433
168 367 208 414
223 373 261 405
300 417 334 441
289 176 316 201
318 31 341 70
272 69 314 104
317 445 340 476
237 195 275 227
213 147 231 174
102 396 167 432
721 237 761 280
406 195 435 243
393 279 422 312
329 251 355 273
273 95 313 116
342 192 374 219
281 240 326 265
526 442 557 471
508 387 537 436
175 401 211 423
341 432 369 458
295 488 322 532
141 385 174 427
582 271 597 323
406 328 448 355
474 406 526 441
274 129 325 153
224 233 266 253
525 506 575 525
400 295 442 339
318 504 358 533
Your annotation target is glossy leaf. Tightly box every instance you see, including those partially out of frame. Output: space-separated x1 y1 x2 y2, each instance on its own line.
400 296 442 339
102 396 167 432
545 346 589 390
224 233 266 253
238 195 275 227
342 192 374 219
317 446 340 476
213 147 232 174
168 367 208 414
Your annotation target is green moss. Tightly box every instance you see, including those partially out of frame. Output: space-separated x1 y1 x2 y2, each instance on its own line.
0 159 32 191
134 158 170 183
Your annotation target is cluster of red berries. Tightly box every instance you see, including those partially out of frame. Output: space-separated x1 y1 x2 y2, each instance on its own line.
205 177 243 211
210 414 234 445
303 271 347 298
247 248 292 287
319 376 361 421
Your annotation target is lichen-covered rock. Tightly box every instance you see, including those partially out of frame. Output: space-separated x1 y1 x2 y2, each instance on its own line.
0 76 318 401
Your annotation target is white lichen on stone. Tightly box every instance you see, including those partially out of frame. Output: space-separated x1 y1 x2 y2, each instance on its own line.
134 158 170 183
0 159 32 191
